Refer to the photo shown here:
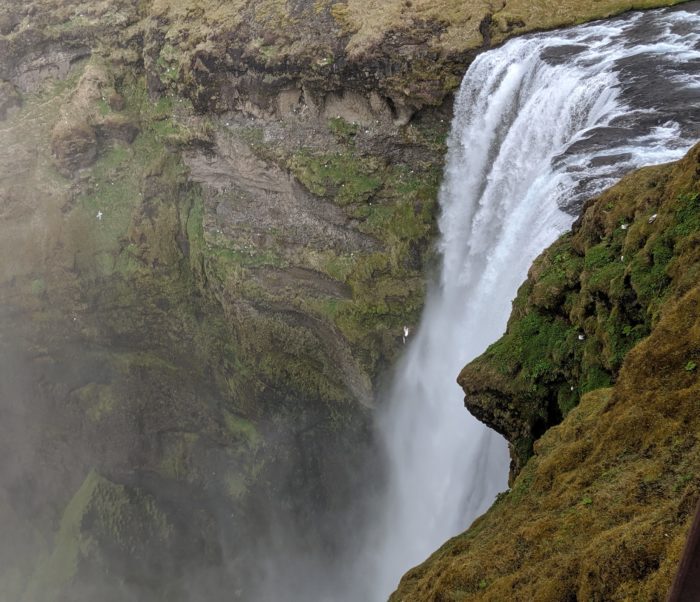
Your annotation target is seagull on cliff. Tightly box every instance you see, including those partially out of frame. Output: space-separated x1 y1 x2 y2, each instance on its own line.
96 210 103 220
403 326 411 344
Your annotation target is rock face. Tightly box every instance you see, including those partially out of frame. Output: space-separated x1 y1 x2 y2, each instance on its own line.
392 143 700 601
50 119 98 173
0 0 691 599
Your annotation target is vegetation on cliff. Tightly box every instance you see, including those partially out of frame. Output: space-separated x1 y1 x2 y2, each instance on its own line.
461 142 700 474
0 0 694 599
393 143 700 601
147 0 688 114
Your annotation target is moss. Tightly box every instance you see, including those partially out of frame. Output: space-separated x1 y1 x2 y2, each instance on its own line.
30 278 46 296
288 150 383 206
460 142 700 472
223 412 262 450
224 474 248 501
319 252 356 282
328 116 359 143
25 471 174 602
73 383 119 422
211 247 287 272
395 288 700 602
159 433 200 481
240 140 439 379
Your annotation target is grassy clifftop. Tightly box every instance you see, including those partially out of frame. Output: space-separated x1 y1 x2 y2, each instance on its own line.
392 144 700 601
138 0 692 116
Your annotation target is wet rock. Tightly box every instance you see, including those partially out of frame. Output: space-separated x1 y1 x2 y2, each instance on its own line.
50 119 98 175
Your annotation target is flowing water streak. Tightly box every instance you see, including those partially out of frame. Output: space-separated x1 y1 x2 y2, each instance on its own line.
356 6 700 600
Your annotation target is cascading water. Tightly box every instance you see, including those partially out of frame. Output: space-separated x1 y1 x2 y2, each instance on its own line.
349 4 700 600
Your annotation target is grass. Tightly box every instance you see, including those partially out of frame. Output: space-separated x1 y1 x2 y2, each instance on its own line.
288 150 383 206
144 0 686 113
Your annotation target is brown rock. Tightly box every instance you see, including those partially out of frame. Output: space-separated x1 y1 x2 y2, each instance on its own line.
96 114 139 144
50 119 98 175
107 91 126 111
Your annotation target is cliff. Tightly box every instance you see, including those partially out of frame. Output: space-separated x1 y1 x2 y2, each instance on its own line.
392 143 700 601
460 142 700 477
0 0 692 599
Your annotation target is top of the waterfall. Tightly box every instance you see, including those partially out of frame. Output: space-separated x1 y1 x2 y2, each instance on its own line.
7 0 687 111
438 2 700 289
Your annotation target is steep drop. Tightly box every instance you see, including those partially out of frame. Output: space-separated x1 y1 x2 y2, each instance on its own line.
357 5 700 600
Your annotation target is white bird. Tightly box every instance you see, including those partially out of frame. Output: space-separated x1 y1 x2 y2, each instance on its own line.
620 223 628 230
578 334 585 341
402 326 410 344
96 211 103 220
648 213 658 224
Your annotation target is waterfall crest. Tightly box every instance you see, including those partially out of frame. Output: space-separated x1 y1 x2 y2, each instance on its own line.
354 5 700 600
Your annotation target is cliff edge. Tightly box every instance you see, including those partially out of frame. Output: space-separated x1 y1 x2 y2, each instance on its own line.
393 143 700 601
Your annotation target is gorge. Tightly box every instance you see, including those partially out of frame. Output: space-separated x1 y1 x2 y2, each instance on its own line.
0 0 699 601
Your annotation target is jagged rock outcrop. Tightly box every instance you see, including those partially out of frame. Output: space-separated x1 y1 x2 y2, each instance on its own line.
392 142 700 601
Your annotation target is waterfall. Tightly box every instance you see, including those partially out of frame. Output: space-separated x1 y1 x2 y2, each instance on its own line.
351 5 700 600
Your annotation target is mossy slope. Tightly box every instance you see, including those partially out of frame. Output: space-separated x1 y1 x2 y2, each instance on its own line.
392 144 700 601
461 143 700 474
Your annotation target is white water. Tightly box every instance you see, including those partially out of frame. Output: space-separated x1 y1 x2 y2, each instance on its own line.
352 6 700 601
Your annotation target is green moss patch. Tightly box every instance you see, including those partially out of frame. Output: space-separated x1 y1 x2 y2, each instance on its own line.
460 143 700 470
395 282 700 601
